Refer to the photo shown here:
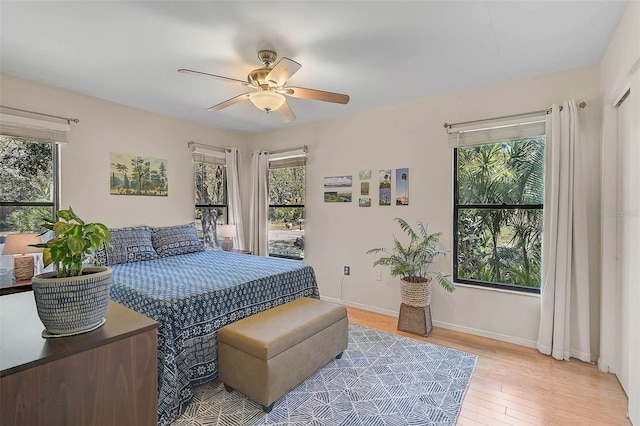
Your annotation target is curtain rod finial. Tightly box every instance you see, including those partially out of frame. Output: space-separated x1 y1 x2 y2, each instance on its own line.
443 123 450 129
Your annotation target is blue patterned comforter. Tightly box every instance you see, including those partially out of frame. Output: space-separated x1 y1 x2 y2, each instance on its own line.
108 250 319 425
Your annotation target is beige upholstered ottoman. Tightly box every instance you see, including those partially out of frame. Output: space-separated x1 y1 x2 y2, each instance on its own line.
217 297 348 412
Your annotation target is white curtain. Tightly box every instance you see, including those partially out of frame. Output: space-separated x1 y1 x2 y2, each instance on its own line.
224 148 245 251
249 151 269 256
537 100 593 362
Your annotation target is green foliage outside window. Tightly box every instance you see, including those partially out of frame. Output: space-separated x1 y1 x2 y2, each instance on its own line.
194 162 226 248
0 137 56 236
455 138 544 290
268 166 305 259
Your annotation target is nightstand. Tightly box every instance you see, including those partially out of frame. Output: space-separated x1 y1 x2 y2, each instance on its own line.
0 279 32 296
231 249 252 255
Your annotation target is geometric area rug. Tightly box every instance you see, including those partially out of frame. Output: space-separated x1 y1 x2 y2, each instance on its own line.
172 323 478 426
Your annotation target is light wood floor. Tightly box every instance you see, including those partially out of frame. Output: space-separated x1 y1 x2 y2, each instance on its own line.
347 306 630 426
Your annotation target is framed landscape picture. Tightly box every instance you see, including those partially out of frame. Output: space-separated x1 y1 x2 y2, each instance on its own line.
324 175 352 188
110 152 168 196
359 169 372 180
324 191 352 203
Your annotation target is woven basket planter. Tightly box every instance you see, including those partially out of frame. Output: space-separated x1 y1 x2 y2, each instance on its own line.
31 266 112 337
400 277 432 307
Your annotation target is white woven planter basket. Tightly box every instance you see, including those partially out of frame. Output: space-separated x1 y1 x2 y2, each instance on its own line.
400 277 432 307
31 266 112 337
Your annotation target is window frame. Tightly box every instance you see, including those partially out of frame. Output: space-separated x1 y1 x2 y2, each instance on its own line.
194 161 228 247
0 138 59 232
267 163 306 261
452 143 543 295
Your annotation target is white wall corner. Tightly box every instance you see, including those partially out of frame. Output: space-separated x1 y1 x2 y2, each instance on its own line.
597 358 612 374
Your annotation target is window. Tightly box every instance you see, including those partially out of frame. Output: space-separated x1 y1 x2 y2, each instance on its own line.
268 154 305 260
194 161 227 248
0 136 58 237
453 126 545 293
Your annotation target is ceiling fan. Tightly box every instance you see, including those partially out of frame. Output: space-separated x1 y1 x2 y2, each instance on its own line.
178 50 350 122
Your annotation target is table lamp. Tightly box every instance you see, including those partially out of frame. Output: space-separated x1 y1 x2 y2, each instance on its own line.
218 225 236 251
2 233 43 281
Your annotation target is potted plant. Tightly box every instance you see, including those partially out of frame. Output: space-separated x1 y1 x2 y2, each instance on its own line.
367 218 454 308
31 207 112 337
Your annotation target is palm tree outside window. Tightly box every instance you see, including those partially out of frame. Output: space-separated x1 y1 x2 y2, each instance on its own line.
454 137 545 293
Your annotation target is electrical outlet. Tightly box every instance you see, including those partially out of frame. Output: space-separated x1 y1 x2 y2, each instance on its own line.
375 270 382 281
344 266 350 276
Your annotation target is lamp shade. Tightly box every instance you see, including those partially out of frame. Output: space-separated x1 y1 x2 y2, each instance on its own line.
249 91 286 112
218 225 237 239
2 233 43 255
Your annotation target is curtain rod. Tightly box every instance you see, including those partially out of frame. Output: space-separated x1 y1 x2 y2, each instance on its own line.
269 145 308 155
0 105 79 124
187 141 227 152
444 101 587 130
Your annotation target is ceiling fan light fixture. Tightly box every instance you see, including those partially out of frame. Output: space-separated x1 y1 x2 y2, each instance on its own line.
249 91 286 112
180 49 349 121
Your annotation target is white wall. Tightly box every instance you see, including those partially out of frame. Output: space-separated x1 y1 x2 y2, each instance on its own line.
599 1 640 422
0 73 246 228
2 64 605 349
248 64 603 347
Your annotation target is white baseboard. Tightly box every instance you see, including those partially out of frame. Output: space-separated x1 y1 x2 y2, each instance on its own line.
321 296 538 349
432 320 537 348
320 296 399 317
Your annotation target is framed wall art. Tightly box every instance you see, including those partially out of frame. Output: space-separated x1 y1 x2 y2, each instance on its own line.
379 169 391 206
396 168 409 205
110 152 168 196
359 170 372 180
324 175 352 188
324 191 352 203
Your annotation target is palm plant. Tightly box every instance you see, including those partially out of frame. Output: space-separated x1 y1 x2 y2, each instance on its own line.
367 218 455 292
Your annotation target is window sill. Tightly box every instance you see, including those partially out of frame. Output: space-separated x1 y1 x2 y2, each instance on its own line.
453 282 541 298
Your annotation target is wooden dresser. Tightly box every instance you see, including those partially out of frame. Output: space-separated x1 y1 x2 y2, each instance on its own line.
0 292 159 426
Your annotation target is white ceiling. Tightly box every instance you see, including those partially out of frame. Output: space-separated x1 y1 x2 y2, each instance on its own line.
0 1 627 134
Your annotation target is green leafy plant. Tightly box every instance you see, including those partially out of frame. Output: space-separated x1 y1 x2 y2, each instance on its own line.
367 218 455 292
33 207 111 278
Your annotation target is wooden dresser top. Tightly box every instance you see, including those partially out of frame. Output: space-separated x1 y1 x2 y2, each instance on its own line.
0 292 158 377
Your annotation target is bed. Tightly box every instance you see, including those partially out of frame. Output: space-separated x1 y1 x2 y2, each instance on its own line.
108 249 319 425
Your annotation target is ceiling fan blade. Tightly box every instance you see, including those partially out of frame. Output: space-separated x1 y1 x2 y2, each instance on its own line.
207 93 251 111
178 68 252 87
278 102 296 122
285 87 350 104
265 57 301 86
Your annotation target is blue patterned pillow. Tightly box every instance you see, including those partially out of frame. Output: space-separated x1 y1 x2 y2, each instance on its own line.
151 222 204 257
94 226 158 266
